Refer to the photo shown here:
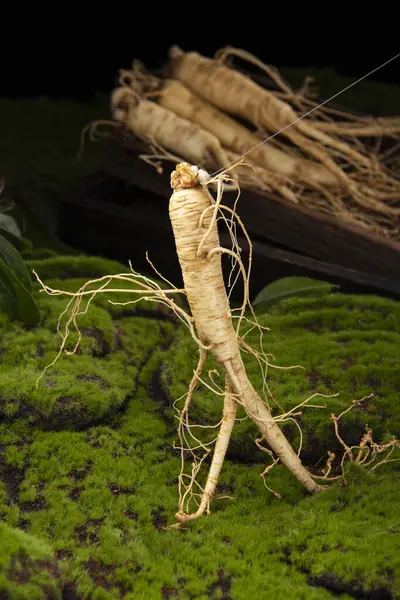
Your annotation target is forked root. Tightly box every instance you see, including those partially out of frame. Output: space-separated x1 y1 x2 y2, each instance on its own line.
167 163 330 520
175 378 237 524
223 358 323 494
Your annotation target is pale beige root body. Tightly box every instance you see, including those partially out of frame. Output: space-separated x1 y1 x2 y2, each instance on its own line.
114 67 399 234
222 149 345 207
169 163 322 522
168 48 400 218
113 77 308 201
110 87 232 173
177 379 238 522
117 66 337 202
168 47 373 169
222 148 398 232
222 150 299 204
214 46 400 138
152 78 337 187
117 66 336 187
312 118 400 137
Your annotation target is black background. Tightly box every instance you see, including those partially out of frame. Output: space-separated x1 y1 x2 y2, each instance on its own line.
2 21 399 99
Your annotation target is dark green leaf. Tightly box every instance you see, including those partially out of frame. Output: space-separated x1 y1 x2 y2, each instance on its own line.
0 228 33 253
13 182 58 238
0 233 32 291
0 277 18 318
253 277 338 312
0 213 21 237
0 258 40 325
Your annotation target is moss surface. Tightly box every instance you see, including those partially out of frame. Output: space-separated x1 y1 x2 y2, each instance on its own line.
0 523 61 600
163 293 400 467
0 256 174 428
0 257 399 599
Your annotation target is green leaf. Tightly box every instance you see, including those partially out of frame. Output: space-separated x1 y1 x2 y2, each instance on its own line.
0 233 32 291
0 277 17 317
0 228 33 253
253 276 338 312
0 257 40 325
0 213 22 237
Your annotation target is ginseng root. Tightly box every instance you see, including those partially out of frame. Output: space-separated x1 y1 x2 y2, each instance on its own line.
169 163 323 523
35 161 328 525
215 46 400 138
168 47 400 218
121 64 338 187
110 86 233 175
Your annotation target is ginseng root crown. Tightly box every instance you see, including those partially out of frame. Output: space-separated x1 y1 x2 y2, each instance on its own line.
170 162 211 190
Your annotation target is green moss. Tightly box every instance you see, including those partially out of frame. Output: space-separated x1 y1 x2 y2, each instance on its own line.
3 427 398 598
28 254 187 315
1 262 399 598
0 255 175 427
0 523 60 599
25 255 131 282
163 293 400 466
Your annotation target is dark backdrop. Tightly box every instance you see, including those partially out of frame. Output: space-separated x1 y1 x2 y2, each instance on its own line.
3 27 399 99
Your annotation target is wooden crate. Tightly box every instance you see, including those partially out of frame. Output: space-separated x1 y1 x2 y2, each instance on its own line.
57 129 400 304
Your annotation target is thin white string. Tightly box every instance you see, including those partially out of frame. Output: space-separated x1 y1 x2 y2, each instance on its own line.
210 53 400 177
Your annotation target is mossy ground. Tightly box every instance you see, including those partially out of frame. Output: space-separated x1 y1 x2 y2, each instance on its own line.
0 256 399 599
163 294 400 465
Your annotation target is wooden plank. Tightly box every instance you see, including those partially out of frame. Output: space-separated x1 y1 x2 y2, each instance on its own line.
58 174 400 303
102 134 400 280
246 237 400 301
